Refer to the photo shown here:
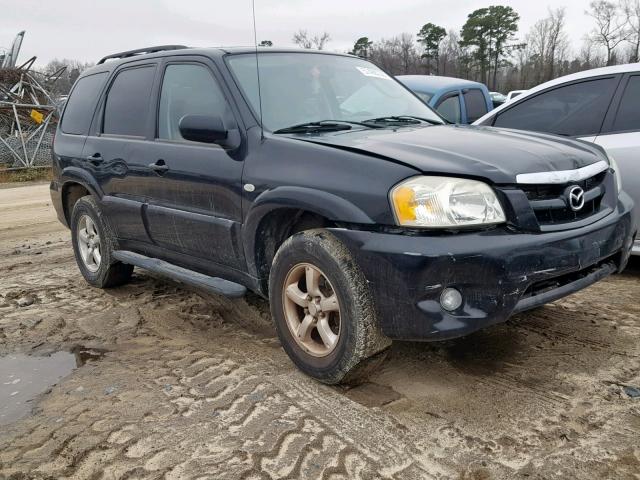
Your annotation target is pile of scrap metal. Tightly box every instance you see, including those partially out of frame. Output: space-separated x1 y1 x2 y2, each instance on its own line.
0 31 66 169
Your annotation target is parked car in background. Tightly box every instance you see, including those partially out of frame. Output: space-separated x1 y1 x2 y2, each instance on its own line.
490 91 507 108
475 63 640 253
506 90 527 101
397 75 492 124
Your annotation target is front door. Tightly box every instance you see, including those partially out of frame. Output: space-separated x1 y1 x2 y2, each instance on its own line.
138 59 246 270
434 92 462 124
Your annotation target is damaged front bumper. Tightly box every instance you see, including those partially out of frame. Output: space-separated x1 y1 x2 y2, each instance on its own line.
329 192 635 341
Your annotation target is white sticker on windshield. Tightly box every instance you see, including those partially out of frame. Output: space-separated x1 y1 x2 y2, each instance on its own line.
356 66 390 80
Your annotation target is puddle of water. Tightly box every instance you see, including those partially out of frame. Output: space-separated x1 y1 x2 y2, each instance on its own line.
0 352 77 426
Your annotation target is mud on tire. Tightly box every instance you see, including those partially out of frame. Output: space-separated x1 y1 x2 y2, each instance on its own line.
70 196 133 288
269 229 391 384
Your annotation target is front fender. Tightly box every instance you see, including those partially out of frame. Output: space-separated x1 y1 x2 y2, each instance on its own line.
252 186 374 224
242 186 376 278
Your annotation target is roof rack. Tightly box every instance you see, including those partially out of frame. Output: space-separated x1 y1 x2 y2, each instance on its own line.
97 45 188 64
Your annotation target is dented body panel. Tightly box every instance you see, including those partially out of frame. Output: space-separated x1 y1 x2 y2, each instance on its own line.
330 190 633 340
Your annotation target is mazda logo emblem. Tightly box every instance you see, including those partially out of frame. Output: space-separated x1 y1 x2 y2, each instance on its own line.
567 185 585 211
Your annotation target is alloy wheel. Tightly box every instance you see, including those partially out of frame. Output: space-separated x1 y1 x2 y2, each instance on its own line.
282 263 341 357
77 214 102 273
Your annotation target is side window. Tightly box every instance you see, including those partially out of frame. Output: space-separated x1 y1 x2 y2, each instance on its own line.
61 72 108 135
414 91 433 104
103 66 156 137
493 77 618 137
158 64 233 141
463 89 488 123
611 75 640 133
436 94 461 124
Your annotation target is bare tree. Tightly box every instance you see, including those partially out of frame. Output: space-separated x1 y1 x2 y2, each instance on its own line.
579 37 607 68
528 8 569 83
398 33 417 74
369 37 402 73
292 30 331 50
622 0 640 61
439 30 464 76
43 58 94 96
587 0 629 65
545 8 569 80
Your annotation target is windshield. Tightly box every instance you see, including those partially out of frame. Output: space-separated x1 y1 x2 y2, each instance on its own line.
226 52 443 132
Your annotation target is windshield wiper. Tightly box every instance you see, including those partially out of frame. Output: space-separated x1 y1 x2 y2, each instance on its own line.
363 115 442 126
397 115 444 125
273 120 382 134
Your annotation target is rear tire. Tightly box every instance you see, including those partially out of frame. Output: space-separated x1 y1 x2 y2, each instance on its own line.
269 229 391 384
70 196 133 288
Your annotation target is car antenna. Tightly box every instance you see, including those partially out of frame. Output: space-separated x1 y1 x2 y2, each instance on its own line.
252 0 264 140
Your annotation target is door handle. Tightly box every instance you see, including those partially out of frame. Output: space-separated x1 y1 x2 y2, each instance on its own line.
148 159 169 174
87 153 103 165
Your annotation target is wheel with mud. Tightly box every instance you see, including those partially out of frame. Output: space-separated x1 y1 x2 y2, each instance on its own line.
269 229 391 384
70 196 133 288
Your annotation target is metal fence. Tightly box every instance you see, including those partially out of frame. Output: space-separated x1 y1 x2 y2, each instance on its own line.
0 60 65 170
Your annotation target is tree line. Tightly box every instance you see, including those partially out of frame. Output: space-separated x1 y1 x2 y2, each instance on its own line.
289 1 640 93
38 1 640 96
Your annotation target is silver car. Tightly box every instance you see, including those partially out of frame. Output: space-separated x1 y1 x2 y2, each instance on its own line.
475 64 640 253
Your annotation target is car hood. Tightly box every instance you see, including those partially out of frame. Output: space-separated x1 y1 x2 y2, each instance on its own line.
293 124 608 184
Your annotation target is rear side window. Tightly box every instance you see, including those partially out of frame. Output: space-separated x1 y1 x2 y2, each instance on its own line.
60 73 108 135
611 75 640 133
436 95 461 124
463 89 488 123
103 66 156 137
494 77 618 137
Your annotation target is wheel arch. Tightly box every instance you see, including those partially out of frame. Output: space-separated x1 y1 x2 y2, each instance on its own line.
243 187 376 295
244 207 331 295
59 167 103 225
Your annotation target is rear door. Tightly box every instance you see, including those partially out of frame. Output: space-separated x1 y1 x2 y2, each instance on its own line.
593 73 640 229
136 57 246 270
83 61 159 244
56 72 110 174
462 88 489 124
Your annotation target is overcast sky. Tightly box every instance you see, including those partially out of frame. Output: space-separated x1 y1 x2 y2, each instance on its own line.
1 0 595 67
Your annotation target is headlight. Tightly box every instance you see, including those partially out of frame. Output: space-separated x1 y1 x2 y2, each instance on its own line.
609 155 622 193
390 176 506 228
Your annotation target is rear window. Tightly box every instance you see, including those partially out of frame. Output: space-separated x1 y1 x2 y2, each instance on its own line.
103 66 156 137
463 89 488 123
494 77 618 137
611 75 640 133
60 73 108 135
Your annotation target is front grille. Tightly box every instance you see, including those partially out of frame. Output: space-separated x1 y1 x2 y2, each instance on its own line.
520 171 608 226
521 171 607 201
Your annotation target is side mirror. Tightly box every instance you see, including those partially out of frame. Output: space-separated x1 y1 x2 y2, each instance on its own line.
179 114 228 144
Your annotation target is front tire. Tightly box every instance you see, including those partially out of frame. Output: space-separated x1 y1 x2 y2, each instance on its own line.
269 229 390 384
70 196 133 288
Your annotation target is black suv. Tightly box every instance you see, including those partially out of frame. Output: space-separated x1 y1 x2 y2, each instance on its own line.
51 46 635 384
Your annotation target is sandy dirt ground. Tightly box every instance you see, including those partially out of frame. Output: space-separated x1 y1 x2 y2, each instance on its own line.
0 182 639 480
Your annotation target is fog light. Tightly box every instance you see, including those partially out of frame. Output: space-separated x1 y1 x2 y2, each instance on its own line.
440 288 463 312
